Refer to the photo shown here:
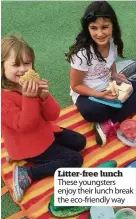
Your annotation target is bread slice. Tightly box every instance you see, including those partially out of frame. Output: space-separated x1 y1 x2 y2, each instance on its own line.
118 82 133 93
107 81 118 96
19 69 40 86
112 80 119 96
118 90 129 102
109 81 116 95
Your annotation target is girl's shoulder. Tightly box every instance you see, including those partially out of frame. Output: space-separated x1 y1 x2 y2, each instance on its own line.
2 90 22 113
73 47 94 60
2 89 20 95
2 89 21 102
71 49 87 64
76 48 87 57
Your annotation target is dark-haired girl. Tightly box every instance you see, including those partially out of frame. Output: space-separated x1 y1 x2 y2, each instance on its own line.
66 1 136 146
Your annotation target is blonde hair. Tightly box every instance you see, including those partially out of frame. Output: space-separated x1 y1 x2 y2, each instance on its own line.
1 35 35 90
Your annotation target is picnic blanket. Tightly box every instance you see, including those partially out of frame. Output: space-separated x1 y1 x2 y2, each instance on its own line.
1 105 136 219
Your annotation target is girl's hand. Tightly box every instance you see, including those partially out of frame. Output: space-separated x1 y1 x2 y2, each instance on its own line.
38 79 49 101
115 73 127 79
112 73 128 83
99 90 118 100
22 80 38 97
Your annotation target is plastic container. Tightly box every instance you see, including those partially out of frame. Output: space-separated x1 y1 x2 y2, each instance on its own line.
120 119 136 140
115 208 136 219
125 160 136 168
117 120 136 147
117 130 136 147
90 206 115 219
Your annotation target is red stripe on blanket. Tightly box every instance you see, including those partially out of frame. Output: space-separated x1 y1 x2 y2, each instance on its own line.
57 108 78 122
76 211 90 219
22 188 53 210
90 146 130 167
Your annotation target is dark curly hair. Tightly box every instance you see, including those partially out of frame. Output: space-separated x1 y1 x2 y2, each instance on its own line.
66 1 124 65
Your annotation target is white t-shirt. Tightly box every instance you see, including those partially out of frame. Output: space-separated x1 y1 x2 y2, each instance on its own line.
70 39 117 104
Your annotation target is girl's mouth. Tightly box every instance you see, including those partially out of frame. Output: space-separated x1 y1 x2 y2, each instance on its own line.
97 38 106 41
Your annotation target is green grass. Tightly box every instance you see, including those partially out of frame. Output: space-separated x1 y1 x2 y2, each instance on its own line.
2 1 136 109
1 1 136 218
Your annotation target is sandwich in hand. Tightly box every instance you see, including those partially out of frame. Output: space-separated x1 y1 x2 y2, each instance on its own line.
107 80 133 102
19 69 40 86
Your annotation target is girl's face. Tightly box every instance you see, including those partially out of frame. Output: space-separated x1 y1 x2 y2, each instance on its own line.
4 50 32 84
88 17 113 47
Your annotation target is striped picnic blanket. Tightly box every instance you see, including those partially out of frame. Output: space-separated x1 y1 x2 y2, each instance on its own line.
1 105 136 219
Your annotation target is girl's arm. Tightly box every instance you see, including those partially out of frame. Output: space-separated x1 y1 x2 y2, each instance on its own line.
40 94 60 121
110 62 117 75
70 50 103 97
38 79 60 121
111 62 127 79
71 68 107 98
2 96 41 132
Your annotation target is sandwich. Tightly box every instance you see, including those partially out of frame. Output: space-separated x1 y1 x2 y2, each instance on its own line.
19 69 40 86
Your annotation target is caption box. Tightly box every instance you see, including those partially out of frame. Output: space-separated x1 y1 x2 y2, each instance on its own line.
54 168 136 206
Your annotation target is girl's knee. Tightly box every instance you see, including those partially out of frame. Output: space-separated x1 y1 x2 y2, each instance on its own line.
80 108 94 121
75 153 83 167
80 108 101 122
79 105 110 122
71 132 86 151
77 134 86 151
72 152 83 167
